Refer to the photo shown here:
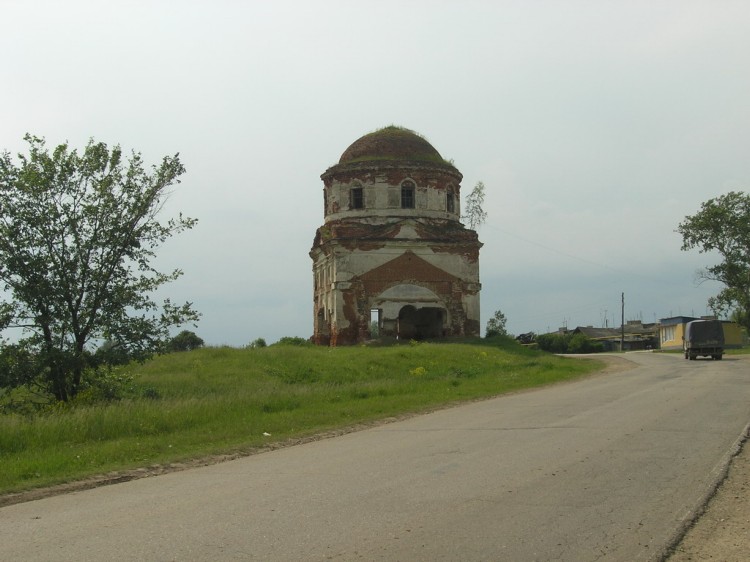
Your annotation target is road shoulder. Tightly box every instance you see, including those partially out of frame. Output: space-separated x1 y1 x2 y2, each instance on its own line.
668 429 749 561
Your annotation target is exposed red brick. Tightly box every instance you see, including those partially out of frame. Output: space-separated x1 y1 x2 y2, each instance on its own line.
311 128 482 346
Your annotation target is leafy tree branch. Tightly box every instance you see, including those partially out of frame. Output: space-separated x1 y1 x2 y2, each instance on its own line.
463 180 487 230
678 191 750 330
0 135 200 402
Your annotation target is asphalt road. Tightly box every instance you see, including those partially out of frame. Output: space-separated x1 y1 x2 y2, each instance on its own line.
1 352 748 561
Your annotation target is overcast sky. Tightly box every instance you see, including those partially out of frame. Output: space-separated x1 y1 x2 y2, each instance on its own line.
2 1 749 345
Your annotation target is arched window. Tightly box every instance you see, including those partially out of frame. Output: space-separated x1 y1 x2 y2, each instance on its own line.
446 188 455 213
401 181 415 209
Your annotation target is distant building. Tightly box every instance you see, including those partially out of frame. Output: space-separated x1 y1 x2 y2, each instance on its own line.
659 316 744 350
310 126 482 345
572 320 658 351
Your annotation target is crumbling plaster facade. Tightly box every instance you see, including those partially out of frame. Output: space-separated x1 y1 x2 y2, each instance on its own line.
310 126 482 345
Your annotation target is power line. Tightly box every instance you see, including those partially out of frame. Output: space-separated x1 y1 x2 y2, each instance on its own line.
481 220 700 287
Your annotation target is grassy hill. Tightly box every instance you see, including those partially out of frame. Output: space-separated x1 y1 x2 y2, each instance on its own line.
0 339 601 495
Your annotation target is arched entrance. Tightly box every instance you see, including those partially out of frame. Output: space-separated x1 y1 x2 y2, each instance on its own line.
371 284 449 340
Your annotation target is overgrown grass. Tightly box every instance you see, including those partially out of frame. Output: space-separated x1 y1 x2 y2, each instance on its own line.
0 339 602 495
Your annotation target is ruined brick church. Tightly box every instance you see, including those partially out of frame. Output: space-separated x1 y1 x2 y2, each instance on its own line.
310 126 482 345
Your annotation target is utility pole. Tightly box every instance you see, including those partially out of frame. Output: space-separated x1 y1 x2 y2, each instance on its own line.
621 292 625 352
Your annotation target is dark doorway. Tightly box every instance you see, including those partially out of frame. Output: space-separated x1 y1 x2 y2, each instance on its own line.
315 308 331 345
398 306 444 340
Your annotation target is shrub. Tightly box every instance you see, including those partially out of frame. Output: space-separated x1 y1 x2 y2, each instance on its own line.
248 338 267 349
166 330 205 352
72 368 135 404
567 334 604 354
536 333 570 353
485 334 520 348
536 333 603 354
274 336 313 347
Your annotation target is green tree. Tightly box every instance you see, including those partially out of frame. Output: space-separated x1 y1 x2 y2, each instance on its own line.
274 336 312 346
536 333 570 353
485 309 508 338
729 308 749 330
463 180 487 230
0 135 199 402
167 330 205 352
567 333 604 354
96 340 132 366
678 191 750 330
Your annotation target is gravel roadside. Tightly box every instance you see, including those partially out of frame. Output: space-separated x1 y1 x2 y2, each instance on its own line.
666 425 749 561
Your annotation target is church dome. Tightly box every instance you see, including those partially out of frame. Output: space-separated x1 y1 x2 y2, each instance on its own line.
339 126 449 166
319 126 463 223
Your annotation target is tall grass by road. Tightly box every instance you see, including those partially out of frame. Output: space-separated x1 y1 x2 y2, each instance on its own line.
0 339 601 495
